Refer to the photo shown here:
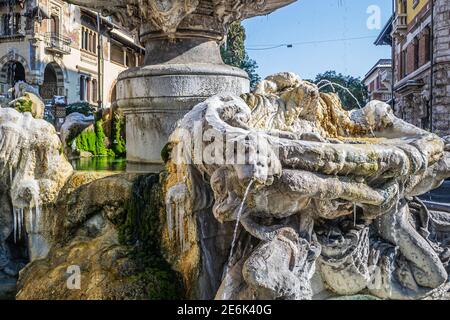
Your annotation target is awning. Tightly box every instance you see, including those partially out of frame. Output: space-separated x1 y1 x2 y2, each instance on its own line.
109 29 144 51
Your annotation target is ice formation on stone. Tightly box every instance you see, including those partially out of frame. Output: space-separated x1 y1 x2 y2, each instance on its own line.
0 108 72 266
166 72 450 300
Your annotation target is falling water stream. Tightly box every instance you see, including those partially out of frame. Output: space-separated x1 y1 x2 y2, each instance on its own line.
317 80 376 138
221 179 255 299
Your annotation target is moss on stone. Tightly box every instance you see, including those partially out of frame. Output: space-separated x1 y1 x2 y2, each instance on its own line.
73 119 115 157
117 174 183 300
161 142 173 164
111 112 126 157
14 97 33 114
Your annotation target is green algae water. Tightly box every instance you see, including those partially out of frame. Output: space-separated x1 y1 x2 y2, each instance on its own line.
71 157 127 172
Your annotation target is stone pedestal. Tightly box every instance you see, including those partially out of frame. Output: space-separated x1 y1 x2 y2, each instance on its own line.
116 38 249 164
62 0 296 164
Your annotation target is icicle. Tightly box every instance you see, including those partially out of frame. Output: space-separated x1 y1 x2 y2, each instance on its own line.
30 207 33 233
166 203 173 240
13 208 17 243
35 204 41 233
17 208 22 240
165 183 191 251
177 206 184 252
174 202 179 243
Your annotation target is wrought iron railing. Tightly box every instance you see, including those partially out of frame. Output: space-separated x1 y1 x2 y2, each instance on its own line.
0 30 25 39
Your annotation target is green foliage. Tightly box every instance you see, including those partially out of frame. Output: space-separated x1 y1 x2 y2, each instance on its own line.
14 97 33 114
221 22 261 89
74 119 115 157
221 23 246 67
117 174 183 300
111 112 126 157
311 71 368 110
240 54 261 90
66 102 96 117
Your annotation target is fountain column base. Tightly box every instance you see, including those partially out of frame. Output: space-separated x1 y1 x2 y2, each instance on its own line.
117 63 249 164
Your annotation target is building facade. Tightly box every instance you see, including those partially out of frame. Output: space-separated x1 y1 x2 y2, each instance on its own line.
376 0 450 136
363 59 393 103
0 0 144 107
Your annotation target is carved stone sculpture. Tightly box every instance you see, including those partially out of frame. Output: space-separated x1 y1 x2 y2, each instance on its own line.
0 108 72 277
165 72 450 300
62 0 297 164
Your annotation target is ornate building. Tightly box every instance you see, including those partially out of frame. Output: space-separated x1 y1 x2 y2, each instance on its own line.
376 0 450 136
0 0 144 107
363 59 393 103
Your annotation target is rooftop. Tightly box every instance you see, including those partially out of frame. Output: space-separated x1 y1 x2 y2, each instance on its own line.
364 58 392 81
374 14 393 46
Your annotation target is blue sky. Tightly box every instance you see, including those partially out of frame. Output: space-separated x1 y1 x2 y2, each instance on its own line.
243 0 392 81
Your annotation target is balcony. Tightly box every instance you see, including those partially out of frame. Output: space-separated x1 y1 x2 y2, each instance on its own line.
44 33 71 55
0 31 25 42
392 13 407 39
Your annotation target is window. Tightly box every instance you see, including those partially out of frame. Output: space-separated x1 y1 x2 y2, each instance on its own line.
2 13 21 35
111 43 124 65
2 14 10 35
424 27 431 63
92 79 97 103
50 15 59 35
413 37 419 70
80 76 85 101
86 78 91 102
397 0 407 14
400 50 407 78
13 13 20 33
79 75 94 102
81 26 97 54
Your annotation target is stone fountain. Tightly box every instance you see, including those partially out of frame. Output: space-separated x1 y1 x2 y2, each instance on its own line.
63 0 296 164
1 0 449 301
165 73 450 300
2 72 449 300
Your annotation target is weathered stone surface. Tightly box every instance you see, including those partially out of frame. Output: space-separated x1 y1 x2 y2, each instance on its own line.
0 108 73 269
8 92 44 119
17 173 183 300
16 174 136 300
62 0 298 164
0 108 72 298
166 72 450 300
60 112 95 158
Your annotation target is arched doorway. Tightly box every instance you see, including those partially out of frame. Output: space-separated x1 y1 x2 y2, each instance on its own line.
40 64 58 100
0 54 31 95
40 63 65 101
5 61 25 86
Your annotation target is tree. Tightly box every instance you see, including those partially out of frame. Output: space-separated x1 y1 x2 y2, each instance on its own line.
310 71 368 110
221 22 261 89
